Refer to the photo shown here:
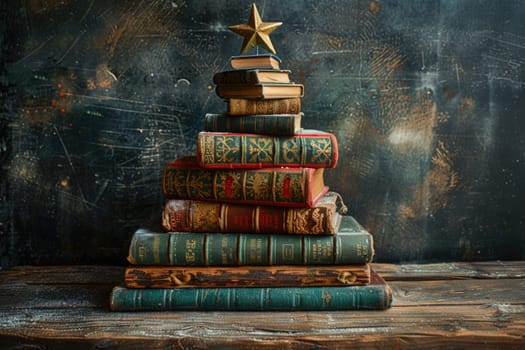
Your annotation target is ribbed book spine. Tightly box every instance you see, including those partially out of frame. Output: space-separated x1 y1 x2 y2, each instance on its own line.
161 192 341 234
228 98 301 116
204 113 301 136
110 282 392 311
196 130 338 169
162 157 328 208
127 223 374 266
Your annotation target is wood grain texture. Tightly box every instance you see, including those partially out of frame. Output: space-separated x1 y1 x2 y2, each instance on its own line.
0 262 524 349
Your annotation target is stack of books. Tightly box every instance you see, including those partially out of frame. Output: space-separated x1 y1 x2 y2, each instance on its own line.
109 53 392 311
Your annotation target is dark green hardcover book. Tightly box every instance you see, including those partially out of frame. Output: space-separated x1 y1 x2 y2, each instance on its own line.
109 269 392 311
127 216 374 266
197 129 338 169
213 69 291 84
204 113 302 136
162 156 328 208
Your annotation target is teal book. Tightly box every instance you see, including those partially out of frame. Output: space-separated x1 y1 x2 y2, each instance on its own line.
109 269 392 311
127 216 374 266
196 129 338 169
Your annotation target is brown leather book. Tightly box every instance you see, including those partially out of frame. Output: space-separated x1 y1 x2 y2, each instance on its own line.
124 264 371 288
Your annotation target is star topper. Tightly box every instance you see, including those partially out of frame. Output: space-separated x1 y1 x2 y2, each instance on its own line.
228 3 282 55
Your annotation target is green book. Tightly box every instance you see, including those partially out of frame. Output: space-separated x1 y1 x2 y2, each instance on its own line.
196 129 338 169
204 113 302 136
127 216 374 266
109 269 392 311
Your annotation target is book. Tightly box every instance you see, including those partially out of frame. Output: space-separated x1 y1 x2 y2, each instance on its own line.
127 216 374 266
213 69 291 84
216 82 304 99
197 130 338 169
204 112 302 136
228 97 301 115
162 191 344 235
162 156 328 207
124 264 371 288
230 54 281 70
110 269 391 311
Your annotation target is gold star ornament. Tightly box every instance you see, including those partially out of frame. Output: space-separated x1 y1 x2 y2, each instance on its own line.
228 4 282 55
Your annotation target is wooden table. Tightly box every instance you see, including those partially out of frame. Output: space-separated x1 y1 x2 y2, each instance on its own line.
1 261 524 349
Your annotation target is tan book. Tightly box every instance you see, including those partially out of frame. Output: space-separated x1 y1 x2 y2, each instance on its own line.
228 97 301 115
216 82 304 99
230 54 281 69
124 264 371 288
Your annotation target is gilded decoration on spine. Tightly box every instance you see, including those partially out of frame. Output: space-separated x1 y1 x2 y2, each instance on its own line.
274 172 304 203
308 138 332 165
212 135 239 164
215 171 243 199
280 138 301 164
187 170 214 199
289 207 327 233
193 202 220 232
247 136 274 164
245 171 273 201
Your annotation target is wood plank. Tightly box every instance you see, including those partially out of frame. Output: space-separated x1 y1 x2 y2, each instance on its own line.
391 278 525 306
0 305 524 349
373 261 525 280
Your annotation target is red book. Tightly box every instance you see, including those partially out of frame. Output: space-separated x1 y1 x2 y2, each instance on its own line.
197 129 338 169
162 156 328 208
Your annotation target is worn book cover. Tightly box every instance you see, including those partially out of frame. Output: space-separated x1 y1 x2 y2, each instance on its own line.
204 112 302 136
162 156 328 207
128 216 374 266
227 97 301 115
124 264 371 288
197 129 338 169
162 191 344 235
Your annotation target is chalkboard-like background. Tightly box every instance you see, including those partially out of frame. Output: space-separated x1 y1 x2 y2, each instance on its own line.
1 0 524 267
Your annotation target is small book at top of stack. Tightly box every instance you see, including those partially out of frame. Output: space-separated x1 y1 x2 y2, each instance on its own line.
209 54 303 133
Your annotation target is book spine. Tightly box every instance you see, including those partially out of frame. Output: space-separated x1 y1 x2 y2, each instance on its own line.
110 284 392 311
213 70 259 84
228 98 301 115
124 265 371 288
127 230 373 266
204 113 300 136
162 199 338 234
162 166 325 207
197 132 338 169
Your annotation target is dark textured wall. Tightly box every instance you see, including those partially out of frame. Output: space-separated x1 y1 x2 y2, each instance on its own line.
1 0 524 267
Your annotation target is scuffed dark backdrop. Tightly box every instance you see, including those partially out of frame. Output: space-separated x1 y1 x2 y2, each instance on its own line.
1 0 524 267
